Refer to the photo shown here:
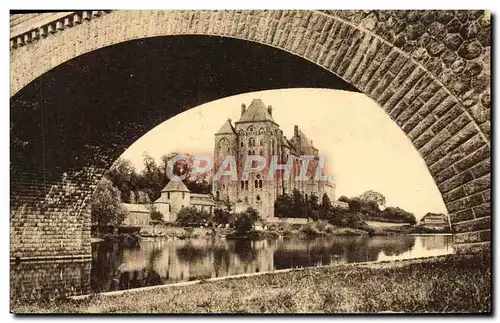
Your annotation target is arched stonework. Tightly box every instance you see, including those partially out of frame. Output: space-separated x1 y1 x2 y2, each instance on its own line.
10 10 490 258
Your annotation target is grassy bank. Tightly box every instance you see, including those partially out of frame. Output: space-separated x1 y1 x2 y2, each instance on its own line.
12 250 490 314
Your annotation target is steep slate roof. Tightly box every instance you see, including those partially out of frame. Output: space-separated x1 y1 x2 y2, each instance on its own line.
215 119 236 135
290 129 316 155
237 99 276 123
123 203 150 213
161 179 190 192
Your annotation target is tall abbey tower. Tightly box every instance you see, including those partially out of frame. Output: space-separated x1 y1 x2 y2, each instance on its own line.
213 99 335 218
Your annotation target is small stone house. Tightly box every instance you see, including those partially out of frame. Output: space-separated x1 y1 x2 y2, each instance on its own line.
153 179 215 223
122 203 150 226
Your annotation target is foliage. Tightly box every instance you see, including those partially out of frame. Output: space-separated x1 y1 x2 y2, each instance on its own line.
382 206 417 225
232 207 261 234
358 190 387 210
274 193 293 218
91 178 128 230
212 208 234 226
149 204 164 223
176 206 211 227
105 154 212 204
319 193 333 220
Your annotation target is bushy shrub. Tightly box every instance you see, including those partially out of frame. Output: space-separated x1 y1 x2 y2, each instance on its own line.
232 207 261 234
176 206 211 227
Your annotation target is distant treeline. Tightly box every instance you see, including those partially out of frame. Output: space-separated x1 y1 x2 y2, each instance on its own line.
275 189 417 226
105 153 211 203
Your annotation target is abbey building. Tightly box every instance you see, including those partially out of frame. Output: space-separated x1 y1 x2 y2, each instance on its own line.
213 99 335 218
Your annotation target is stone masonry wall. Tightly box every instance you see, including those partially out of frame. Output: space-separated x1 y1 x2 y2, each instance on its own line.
10 10 490 253
10 259 91 302
10 167 103 259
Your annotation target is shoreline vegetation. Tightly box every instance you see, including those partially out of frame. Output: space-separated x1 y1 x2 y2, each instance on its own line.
108 219 450 242
12 249 490 314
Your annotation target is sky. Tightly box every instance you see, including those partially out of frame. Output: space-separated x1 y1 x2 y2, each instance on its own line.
120 88 447 220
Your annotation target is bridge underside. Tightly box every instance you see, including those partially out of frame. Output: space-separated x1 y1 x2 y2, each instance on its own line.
10 36 358 259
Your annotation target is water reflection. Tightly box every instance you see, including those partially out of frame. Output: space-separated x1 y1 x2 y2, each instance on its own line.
91 235 454 293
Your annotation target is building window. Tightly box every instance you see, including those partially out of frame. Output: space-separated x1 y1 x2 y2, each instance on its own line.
245 181 249 190
259 180 263 188
168 204 171 212
256 195 261 201
259 150 263 156
244 197 248 203
182 192 185 199
167 192 170 199
222 184 226 190
260 140 263 146
248 150 251 155
249 137 255 147
216 191 220 199
254 180 258 188
241 181 244 189
240 141 243 147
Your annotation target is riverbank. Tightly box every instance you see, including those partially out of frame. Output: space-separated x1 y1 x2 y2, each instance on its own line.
134 220 444 241
12 249 490 314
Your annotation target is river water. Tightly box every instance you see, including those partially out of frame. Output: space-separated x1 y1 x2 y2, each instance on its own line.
90 235 454 293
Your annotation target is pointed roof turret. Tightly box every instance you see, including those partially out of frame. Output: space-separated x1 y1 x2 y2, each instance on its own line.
215 118 236 135
161 179 190 192
237 99 276 124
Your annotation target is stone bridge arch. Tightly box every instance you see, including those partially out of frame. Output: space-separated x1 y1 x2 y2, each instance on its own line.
10 10 490 259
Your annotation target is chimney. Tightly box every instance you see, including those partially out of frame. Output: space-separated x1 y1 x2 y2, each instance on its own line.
267 105 273 116
294 125 299 138
241 103 246 116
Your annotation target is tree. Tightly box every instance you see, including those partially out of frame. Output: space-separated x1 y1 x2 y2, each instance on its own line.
91 178 128 233
274 193 293 218
212 208 234 226
308 194 320 221
233 207 260 234
149 205 164 222
291 189 306 218
176 206 211 227
105 158 139 203
383 206 417 225
319 193 334 220
358 190 386 210
142 152 163 202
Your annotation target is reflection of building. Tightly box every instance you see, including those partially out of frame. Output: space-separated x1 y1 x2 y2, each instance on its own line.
418 213 449 230
213 99 335 218
123 180 215 225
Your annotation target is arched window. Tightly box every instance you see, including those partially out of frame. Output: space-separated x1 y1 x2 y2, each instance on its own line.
248 137 255 147
256 195 261 201
222 184 226 190
218 137 230 155
259 180 263 188
248 150 252 155
240 141 243 147
254 180 258 188
258 127 265 135
241 181 244 189
247 126 255 135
